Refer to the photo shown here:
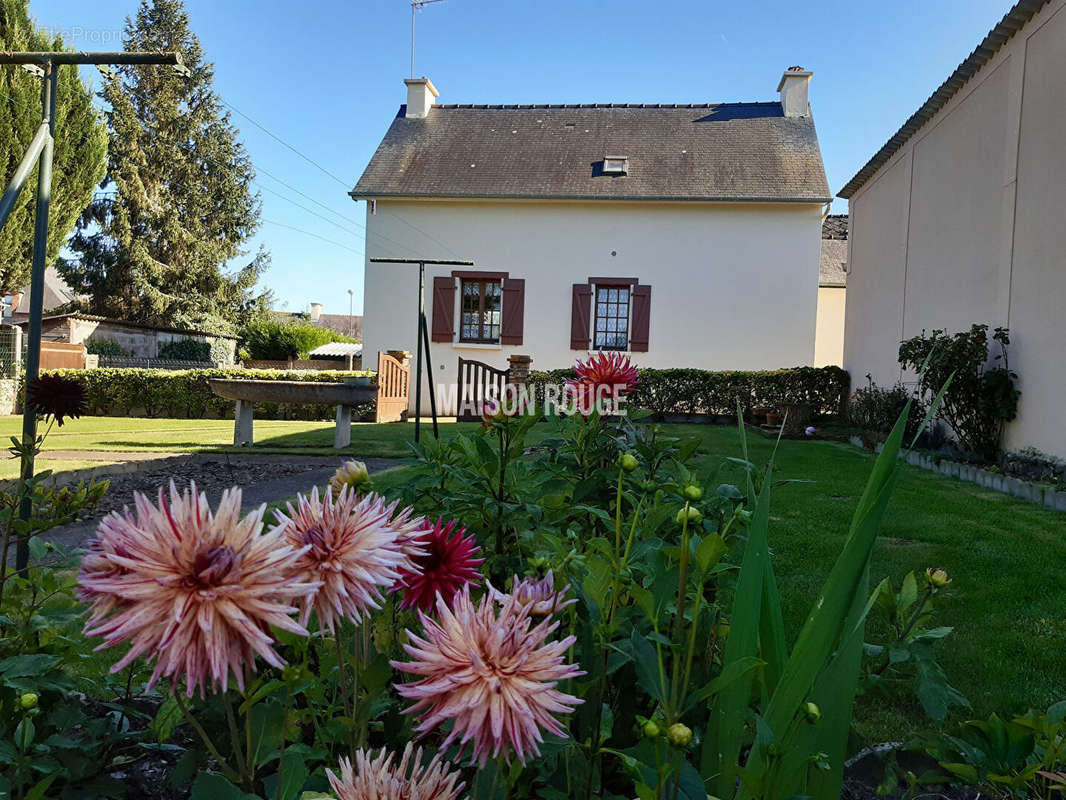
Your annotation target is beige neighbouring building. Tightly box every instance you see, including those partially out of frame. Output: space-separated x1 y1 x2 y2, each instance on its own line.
839 0 1066 458
352 70 832 413
815 215 847 367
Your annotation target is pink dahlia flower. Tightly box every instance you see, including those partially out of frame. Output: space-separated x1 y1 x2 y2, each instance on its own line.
489 570 577 616
326 742 464 800
78 482 317 697
272 487 425 632
393 518 483 613
566 351 639 414
391 587 584 766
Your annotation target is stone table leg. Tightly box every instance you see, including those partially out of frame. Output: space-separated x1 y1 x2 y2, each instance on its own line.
334 404 352 449
234 399 254 446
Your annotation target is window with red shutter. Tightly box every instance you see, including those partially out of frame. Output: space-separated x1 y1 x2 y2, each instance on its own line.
630 284 651 352
500 278 525 345
570 284 592 350
431 276 455 342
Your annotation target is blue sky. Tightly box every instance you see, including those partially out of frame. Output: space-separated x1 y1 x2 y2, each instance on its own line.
31 0 1011 315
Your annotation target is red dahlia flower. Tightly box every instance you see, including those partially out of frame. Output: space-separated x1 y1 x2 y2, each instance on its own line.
566 351 639 414
393 518 483 612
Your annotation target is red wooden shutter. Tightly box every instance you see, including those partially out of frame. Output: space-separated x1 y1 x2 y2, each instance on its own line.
501 278 525 345
570 283 592 350
630 284 651 352
431 276 455 342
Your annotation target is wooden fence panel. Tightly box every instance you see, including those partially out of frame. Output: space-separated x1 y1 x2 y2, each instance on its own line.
375 352 410 423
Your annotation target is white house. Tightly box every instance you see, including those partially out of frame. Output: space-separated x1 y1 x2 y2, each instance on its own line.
839 0 1066 457
351 69 831 414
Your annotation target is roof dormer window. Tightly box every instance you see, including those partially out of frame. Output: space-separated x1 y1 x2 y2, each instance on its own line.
602 155 628 175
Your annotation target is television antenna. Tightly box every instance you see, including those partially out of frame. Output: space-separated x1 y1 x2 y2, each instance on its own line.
411 0 444 78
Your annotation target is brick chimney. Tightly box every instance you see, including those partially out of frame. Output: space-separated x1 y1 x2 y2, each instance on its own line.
404 77 438 119
777 66 812 117
309 302 322 321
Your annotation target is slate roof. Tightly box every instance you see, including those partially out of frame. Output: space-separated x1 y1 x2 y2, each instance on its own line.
351 102 830 203
838 0 1050 199
819 214 848 287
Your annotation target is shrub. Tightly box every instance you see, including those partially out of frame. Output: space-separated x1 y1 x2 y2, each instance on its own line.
85 338 126 357
240 318 356 360
526 365 849 419
898 324 1019 461
40 367 374 421
157 337 211 362
1000 447 1066 485
847 377 925 440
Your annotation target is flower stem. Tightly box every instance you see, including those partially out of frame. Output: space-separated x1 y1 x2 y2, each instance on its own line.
669 507 692 716
223 692 250 785
175 691 241 784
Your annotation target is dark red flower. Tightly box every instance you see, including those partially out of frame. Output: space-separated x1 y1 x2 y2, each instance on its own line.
565 352 640 414
26 374 87 426
393 518 483 613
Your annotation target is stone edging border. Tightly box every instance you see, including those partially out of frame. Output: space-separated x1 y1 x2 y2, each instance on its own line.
849 436 1066 512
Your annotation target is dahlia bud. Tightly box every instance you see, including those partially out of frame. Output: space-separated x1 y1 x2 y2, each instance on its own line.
667 722 692 748
19 692 38 710
804 701 821 723
676 506 702 526
618 452 639 473
643 720 661 739
329 460 370 498
736 509 752 522
683 484 703 502
926 567 951 588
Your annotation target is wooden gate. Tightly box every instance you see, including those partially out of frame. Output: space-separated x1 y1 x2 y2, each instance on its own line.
375 352 410 423
456 356 510 422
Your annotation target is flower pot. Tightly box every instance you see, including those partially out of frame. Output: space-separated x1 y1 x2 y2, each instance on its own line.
765 412 782 427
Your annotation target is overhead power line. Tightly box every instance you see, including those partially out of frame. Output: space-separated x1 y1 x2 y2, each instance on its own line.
222 99 351 188
261 219 365 255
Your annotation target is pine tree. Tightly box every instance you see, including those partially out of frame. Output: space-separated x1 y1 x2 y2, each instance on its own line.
0 0 107 293
63 0 268 335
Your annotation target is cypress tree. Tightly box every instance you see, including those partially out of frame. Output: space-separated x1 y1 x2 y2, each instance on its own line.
0 0 107 293
64 0 268 335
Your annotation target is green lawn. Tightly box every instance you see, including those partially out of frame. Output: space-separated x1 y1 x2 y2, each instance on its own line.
0 415 477 458
12 415 1065 740
373 423 1066 742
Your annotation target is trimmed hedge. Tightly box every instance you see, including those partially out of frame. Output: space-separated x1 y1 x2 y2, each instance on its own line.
42 368 375 421
527 366 850 419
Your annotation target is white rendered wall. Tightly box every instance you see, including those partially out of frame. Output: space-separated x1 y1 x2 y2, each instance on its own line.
843 0 1066 457
361 198 823 414
814 286 845 367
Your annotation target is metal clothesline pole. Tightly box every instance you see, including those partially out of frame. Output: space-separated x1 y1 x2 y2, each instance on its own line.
369 256 473 442
0 49 181 573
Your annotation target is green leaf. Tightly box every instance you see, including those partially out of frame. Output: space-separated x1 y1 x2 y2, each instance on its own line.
628 583 657 624
744 399 913 800
897 571 918 619
151 696 182 744
0 653 61 677
704 454 775 792
24 774 58 800
276 748 309 800
191 771 261 800
238 679 285 714
685 655 766 711
626 629 666 704
695 533 728 575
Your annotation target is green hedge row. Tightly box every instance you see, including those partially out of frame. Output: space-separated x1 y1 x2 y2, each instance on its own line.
527 365 850 419
42 368 375 421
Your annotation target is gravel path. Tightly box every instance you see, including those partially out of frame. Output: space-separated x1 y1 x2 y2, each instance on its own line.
37 454 402 552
